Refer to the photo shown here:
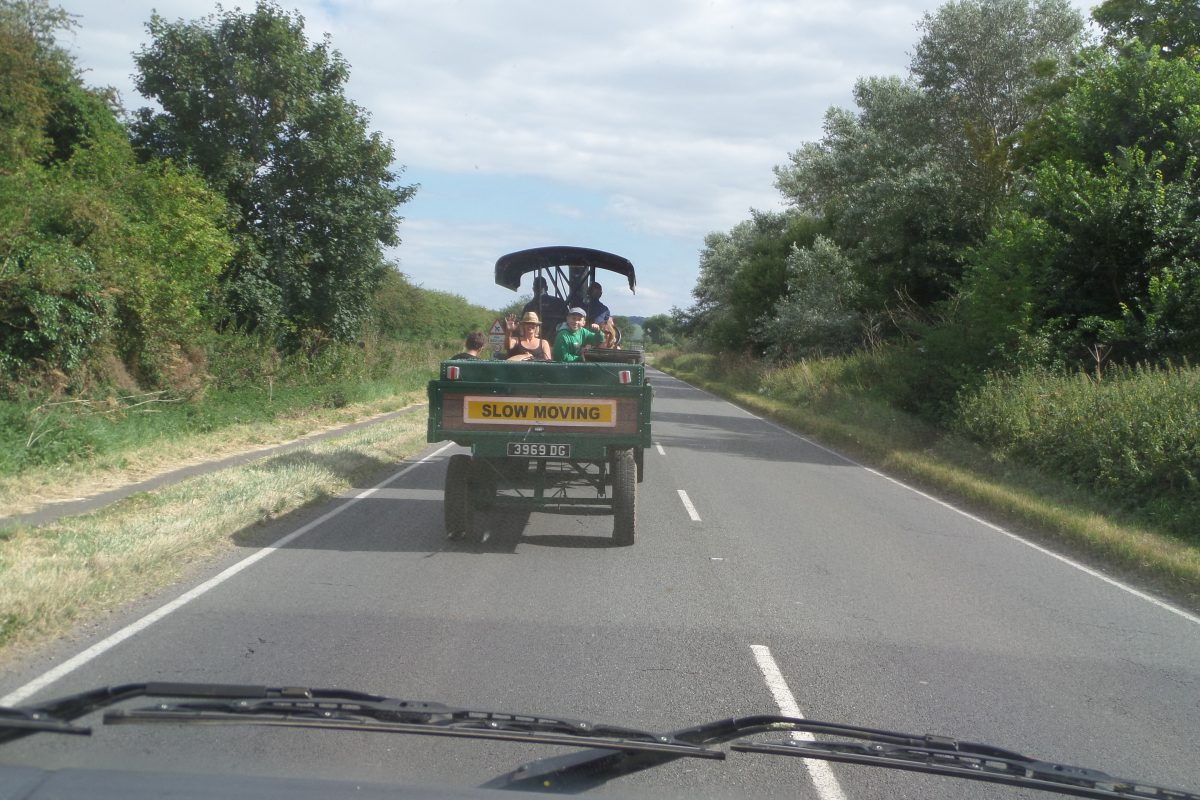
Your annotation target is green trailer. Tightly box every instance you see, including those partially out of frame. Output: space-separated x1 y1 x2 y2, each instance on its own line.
426 247 653 545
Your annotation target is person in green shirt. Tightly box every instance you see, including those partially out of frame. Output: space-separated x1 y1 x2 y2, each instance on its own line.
553 307 605 362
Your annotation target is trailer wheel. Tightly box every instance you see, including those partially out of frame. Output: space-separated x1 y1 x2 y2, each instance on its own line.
445 454 473 539
611 448 636 546
471 459 497 510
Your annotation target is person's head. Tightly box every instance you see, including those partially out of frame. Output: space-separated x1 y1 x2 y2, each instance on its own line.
464 332 486 352
588 282 603 299
566 307 587 331
531 276 548 295
520 311 542 336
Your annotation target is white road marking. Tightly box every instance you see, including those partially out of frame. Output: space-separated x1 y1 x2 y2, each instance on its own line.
662 372 1200 628
677 490 701 521
0 443 455 707
655 442 666 456
750 645 848 800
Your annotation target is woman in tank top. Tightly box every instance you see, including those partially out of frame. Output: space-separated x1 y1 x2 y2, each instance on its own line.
505 311 551 361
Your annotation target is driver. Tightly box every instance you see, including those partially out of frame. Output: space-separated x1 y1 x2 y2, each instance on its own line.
584 282 618 348
522 276 568 334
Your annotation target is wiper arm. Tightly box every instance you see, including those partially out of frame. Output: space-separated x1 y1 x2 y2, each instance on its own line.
102 689 722 760
486 715 1199 799
0 707 89 738
0 683 281 745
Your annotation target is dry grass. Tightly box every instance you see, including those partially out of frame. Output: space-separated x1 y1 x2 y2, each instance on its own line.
0 412 429 660
0 391 424 518
657 361 1200 609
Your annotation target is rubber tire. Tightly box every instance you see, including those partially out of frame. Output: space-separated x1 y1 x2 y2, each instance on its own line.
471 459 497 510
444 454 473 539
611 448 636 546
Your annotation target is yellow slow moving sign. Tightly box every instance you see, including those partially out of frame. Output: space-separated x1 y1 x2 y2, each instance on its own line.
463 396 616 427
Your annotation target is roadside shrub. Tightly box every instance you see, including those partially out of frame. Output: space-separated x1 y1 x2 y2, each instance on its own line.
955 363 1200 536
0 240 113 377
755 236 862 361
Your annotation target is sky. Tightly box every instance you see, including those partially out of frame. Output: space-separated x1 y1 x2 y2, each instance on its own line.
57 0 1099 317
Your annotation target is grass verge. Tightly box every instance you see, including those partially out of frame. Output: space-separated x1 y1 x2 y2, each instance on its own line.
0 411 429 661
653 354 1200 610
0 389 426 518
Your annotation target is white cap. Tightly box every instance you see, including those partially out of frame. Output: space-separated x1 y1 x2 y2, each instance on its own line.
567 306 587 317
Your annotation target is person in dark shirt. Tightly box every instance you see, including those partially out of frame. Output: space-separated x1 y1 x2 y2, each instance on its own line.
450 331 486 360
584 283 617 347
584 282 611 326
522 276 568 334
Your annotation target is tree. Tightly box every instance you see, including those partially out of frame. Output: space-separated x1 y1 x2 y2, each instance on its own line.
775 77 983 308
641 314 677 347
912 0 1085 182
755 236 862 360
961 47 1200 366
1025 46 1200 182
132 1 416 342
1093 0 1200 57
773 0 1085 317
1 0 232 383
684 211 822 351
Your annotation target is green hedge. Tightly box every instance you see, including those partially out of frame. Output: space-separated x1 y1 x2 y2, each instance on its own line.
955 364 1200 536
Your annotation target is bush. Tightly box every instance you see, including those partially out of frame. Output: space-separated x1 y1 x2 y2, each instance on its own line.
0 239 113 376
369 268 495 344
955 363 1200 536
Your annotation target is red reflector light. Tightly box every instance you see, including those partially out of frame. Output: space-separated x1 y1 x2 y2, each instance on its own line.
619 370 632 384
447 365 461 380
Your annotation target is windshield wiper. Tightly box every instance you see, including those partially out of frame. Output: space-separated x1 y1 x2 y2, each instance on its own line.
0 707 88 738
1 682 720 760
486 714 1199 799
733 721 1199 800
5 686 1195 799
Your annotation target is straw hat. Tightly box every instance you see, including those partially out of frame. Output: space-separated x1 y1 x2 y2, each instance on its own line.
520 311 542 325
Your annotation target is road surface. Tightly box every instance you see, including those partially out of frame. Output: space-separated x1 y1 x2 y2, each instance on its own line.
2 368 1198 798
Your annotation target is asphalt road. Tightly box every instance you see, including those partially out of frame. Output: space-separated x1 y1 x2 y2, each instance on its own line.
2 368 1198 799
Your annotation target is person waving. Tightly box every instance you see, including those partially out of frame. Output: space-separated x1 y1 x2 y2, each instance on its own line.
552 307 604 362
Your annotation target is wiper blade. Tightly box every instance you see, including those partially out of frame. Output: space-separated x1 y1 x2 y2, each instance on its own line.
487 715 1199 799
3 682 717 759
736 730 1200 800
102 690 722 760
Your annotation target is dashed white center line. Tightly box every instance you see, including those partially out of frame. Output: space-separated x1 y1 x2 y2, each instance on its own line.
750 645 848 800
655 442 666 456
677 490 701 521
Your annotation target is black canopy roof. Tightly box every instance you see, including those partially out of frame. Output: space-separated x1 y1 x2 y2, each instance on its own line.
494 246 636 293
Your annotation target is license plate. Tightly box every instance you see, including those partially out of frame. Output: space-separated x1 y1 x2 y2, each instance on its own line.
507 442 572 458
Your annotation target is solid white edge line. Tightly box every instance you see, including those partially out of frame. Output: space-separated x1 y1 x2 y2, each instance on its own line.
665 372 1200 627
677 489 701 521
1 442 455 707
750 645 848 800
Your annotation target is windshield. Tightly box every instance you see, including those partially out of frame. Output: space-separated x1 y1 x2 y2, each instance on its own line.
1 1 1198 799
